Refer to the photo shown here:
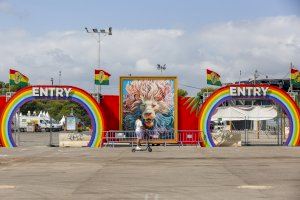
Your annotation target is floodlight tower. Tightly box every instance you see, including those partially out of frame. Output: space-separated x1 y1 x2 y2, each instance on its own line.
157 64 167 74
85 27 112 102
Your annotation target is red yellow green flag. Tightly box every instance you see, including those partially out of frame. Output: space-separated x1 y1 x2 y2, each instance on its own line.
9 69 29 87
206 69 222 86
291 68 300 87
95 69 111 85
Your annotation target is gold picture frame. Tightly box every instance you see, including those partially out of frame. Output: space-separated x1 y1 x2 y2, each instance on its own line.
119 76 178 143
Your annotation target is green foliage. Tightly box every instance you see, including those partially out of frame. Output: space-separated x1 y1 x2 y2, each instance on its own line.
185 87 216 116
178 88 188 97
196 87 216 96
20 100 91 126
0 81 28 94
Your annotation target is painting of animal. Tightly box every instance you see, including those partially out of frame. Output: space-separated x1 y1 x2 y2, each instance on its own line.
121 77 177 140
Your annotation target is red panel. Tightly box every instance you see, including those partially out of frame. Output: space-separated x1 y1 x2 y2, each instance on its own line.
0 96 6 117
99 96 200 131
178 97 199 130
0 95 200 133
100 95 119 131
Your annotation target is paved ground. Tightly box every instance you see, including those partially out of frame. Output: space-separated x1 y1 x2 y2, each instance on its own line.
0 146 299 200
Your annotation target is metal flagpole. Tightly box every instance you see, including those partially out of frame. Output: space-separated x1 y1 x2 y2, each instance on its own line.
290 62 293 92
98 32 101 103
85 27 112 103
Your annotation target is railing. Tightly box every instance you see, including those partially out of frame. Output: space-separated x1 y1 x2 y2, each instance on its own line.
103 130 203 147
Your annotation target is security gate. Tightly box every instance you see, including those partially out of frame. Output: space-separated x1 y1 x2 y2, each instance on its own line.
240 117 288 146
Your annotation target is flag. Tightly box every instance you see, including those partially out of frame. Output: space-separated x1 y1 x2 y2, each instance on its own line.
206 69 222 86
9 69 29 87
291 68 300 87
95 69 111 85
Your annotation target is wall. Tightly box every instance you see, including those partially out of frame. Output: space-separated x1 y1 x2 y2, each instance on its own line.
0 95 199 131
178 97 199 130
0 96 6 117
100 95 120 131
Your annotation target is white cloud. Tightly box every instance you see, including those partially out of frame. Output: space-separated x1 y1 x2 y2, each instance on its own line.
0 16 300 96
0 0 28 18
0 0 11 13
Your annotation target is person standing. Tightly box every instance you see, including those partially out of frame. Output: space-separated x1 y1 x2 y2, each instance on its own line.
135 115 143 150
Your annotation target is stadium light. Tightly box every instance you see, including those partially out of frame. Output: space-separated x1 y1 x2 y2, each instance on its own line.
157 64 167 74
85 27 113 102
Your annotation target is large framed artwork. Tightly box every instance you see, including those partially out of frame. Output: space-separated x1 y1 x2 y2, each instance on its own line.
120 76 178 143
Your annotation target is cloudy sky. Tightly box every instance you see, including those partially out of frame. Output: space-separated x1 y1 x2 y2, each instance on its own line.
0 0 300 95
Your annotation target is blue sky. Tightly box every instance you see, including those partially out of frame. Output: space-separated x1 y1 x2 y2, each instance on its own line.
0 0 300 95
1 0 299 33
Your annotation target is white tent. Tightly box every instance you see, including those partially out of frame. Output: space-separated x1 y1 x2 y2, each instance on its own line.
59 115 65 125
45 112 50 119
211 106 278 121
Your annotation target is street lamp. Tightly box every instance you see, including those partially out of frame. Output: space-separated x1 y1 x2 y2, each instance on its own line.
85 27 112 68
157 64 166 74
58 71 62 85
85 27 112 102
50 78 54 86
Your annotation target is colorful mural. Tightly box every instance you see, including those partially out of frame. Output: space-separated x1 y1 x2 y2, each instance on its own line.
120 77 178 142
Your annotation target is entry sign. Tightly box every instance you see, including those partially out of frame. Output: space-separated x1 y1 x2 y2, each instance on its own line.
32 87 72 97
230 86 269 97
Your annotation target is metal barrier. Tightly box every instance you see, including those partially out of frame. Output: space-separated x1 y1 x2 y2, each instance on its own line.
178 130 202 146
103 130 203 147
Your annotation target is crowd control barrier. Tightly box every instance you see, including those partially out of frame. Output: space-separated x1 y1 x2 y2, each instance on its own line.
103 130 203 147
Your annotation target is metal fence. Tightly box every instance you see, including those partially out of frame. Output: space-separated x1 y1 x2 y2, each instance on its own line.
103 130 203 147
211 116 289 146
9 118 289 147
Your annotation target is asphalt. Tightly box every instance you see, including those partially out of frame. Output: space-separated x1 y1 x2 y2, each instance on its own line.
0 146 299 200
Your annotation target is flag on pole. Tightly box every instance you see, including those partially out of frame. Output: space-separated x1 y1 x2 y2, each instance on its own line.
291 67 300 87
206 69 222 86
9 69 29 87
95 69 111 85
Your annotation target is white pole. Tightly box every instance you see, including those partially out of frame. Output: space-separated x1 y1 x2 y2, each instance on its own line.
290 62 293 92
98 32 101 103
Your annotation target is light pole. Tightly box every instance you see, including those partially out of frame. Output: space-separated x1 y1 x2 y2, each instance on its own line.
58 71 62 85
85 27 112 102
50 78 54 86
254 69 259 84
157 64 166 74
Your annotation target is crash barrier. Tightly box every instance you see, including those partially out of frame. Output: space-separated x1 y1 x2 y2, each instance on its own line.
103 130 203 147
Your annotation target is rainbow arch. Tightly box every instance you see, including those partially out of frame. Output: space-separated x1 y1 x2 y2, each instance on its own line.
0 85 105 148
199 84 300 147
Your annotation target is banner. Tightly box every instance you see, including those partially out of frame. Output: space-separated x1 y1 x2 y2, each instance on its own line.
207 69 222 86
95 69 110 85
9 69 29 87
291 67 300 87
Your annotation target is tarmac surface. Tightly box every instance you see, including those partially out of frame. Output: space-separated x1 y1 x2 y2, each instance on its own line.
0 146 299 200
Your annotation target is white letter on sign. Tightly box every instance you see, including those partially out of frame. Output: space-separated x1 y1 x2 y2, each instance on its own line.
32 87 39 96
40 88 48 96
64 88 72 97
230 87 237 96
56 88 64 97
261 87 269 96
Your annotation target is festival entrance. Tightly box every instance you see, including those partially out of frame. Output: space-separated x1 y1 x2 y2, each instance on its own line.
0 85 105 148
199 84 300 147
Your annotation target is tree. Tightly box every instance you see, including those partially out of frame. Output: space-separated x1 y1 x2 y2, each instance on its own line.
20 100 91 126
196 87 216 96
184 87 216 116
178 88 188 97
